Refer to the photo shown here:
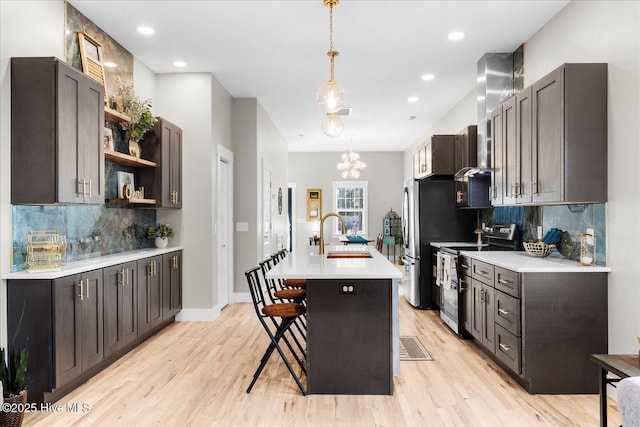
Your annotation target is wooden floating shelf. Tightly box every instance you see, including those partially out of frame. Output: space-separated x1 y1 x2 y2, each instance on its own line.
104 107 131 123
107 198 157 205
105 150 157 168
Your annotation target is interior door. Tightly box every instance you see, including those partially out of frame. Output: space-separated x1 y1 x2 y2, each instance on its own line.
217 146 233 308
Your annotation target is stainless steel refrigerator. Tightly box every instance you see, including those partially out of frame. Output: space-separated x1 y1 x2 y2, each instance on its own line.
402 178 476 309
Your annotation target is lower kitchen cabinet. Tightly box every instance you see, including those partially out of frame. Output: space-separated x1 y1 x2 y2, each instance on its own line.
54 269 104 388
104 262 138 357
6 250 183 403
162 251 182 320
462 255 608 394
138 255 163 336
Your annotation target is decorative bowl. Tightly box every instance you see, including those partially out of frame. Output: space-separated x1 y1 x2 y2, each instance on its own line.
523 241 555 258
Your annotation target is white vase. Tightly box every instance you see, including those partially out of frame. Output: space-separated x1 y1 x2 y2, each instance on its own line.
155 237 168 248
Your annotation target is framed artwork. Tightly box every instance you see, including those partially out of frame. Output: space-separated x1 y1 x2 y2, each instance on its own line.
117 171 135 199
104 127 114 151
78 31 108 99
307 189 322 221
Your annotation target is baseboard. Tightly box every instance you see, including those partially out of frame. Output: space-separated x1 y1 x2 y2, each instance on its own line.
175 307 221 322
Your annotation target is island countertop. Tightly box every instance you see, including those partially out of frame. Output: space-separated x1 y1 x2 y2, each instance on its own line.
265 244 403 280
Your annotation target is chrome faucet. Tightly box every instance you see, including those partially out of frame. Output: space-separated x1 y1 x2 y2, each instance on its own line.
319 212 347 255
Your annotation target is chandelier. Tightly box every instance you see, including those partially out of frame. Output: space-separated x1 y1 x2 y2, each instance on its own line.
317 0 346 138
337 137 366 178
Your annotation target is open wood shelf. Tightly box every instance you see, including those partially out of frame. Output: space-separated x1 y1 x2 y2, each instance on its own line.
105 150 157 168
107 198 157 205
104 107 131 123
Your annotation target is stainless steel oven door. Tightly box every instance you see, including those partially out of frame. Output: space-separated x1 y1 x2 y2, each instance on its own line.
439 251 459 335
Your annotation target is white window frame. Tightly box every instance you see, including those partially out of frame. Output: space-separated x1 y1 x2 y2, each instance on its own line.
332 181 369 236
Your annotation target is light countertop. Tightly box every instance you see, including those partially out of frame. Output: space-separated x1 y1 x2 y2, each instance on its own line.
430 241 485 249
2 247 184 280
459 250 611 273
266 245 403 280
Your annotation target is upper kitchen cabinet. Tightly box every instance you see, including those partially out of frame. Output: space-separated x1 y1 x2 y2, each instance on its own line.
491 63 607 206
413 135 455 180
454 125 477 173
454 125 491 208
139 118 183 208
490 106 505 205
11 57 105 205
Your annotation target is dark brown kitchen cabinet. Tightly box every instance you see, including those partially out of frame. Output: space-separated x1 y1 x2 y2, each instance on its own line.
54 269 104 388
413 135 455 179
459 255 473 335
139 118 182 208
103 262 137 358
470 260 495 349
137 256 163 336
492 63 607 206
162 251 182 320
490 105 504 205
11 57 105 205
454 125 477 173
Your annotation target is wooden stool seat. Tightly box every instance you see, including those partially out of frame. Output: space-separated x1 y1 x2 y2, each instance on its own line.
283 278 307 288
261 303 306 318
274 288 306 300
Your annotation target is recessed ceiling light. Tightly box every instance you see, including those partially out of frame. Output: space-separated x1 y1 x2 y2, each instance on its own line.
103 61 117 68
173 61 187 68
421 74 435 81
137 26 155 35
448 31 464 41
408 97 419 103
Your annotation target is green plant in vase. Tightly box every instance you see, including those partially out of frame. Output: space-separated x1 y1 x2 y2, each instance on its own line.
110 82 157 159
147 223 175 248
0 303 30 427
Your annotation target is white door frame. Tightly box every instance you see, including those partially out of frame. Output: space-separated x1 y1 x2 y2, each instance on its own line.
262 159 273 260
288 182 296 252
216 145 234 307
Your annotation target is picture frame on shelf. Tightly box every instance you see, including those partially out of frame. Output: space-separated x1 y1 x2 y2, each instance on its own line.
306 189 322 221
117 171 134 199
104 127 114 151
78 31 108 100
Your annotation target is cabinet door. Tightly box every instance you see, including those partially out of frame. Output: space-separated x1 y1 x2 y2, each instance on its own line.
81 75 105 204
104 262 137 357
169 125 182 208
516 87 532 204
54 274 83 387
81 269 104 370
412 150 421 179
56 61 84 204
461 274 472 334
482 284 495 351
56 60 104 205
470 279 483 341
532 66 563 203
502 97 518 205
490 106 504 205
138 256 163 336
162 251 182 320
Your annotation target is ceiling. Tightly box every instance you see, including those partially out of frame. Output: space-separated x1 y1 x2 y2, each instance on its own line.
69 0 569 153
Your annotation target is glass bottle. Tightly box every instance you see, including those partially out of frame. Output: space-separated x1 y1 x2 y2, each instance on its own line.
580 233 595 266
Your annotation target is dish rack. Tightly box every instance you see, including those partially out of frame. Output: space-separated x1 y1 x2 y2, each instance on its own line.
523 241 555 258
26 230 63 271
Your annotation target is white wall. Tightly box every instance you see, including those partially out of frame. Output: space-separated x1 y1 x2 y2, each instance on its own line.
0 0 66 348
523 0 639 353
288 152 404 252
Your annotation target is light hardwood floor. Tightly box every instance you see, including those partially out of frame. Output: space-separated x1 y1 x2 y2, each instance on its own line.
24 287 619 426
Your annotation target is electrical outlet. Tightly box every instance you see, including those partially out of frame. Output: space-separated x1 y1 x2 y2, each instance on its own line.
537 226 543 240
339 283 356 294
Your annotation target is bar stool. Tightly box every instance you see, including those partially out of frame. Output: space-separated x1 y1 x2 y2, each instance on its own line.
244 267 307 395
275 249 307 289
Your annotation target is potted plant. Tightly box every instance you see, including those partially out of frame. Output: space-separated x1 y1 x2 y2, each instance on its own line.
0 305 30 427
147 223 175 248
395 230 404 265
110 82 157 159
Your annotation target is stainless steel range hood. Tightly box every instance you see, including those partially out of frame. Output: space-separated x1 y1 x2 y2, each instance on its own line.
476 53 514 169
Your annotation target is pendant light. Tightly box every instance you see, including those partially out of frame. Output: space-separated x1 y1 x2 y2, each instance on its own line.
337 136 366 178
317 0 346 137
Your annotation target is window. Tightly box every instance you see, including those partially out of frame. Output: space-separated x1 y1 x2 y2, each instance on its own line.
332 181 368 234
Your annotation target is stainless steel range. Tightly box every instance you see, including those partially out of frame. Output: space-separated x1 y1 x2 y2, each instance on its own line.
436 224 520 336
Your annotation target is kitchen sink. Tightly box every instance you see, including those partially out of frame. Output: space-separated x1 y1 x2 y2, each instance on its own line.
326 251 372 259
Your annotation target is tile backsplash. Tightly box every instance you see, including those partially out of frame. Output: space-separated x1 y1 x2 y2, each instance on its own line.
480 203 606 265
12 205 156 271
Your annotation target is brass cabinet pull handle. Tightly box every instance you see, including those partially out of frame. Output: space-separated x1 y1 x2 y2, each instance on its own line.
461 263 469 269
118 270 124 286
77 281 84 300
498 308 510 316
86 279 90 299
88 179 92 198
479 270 489 275
499 343 511 352
479 289 486 303
532 181 539 195
497 278 510 285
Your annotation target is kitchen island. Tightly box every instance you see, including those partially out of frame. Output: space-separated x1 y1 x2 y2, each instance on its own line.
266 244 402 395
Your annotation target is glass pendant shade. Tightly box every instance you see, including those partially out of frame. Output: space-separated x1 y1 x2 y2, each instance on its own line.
317 80 346 114
321 114 344 138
